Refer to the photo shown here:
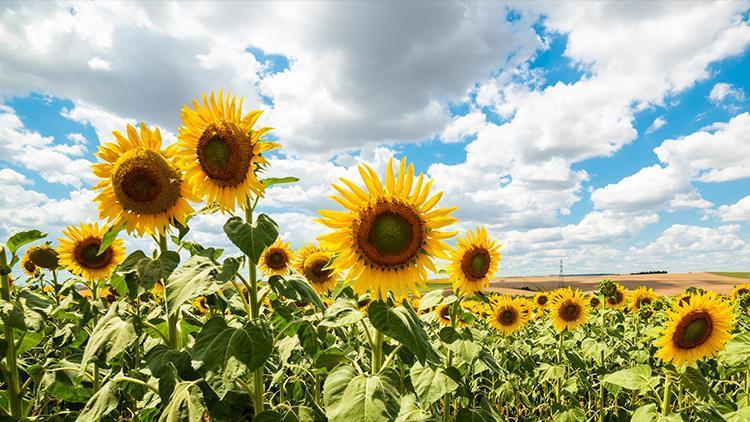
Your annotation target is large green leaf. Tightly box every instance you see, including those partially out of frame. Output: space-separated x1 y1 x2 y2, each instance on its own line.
77 380 119 422
97 222 126 255
409 362 458 405
269 276 325 311
191 317 273 399
81 304 136 368
719 333 750 366
320 299 364 328
158 381 206 422
395 394 431 422
601 365 655 394
323 365 401 422
367 301 441 365
454 408 498 422
165 255 238 315
138 251 181 285
223 214 278 263
0 290 51 331
6 229 46 255
261 176 300 187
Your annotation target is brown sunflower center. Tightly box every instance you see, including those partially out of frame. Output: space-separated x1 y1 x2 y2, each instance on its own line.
23 260 36 273
439 306 450 320
537 295 548 306
673 310 713 349
354 200 424 269
461 248 491 280
637 297 652 308
303 253 333 285
264 248 288 270
561 302 581 321
499 308 517 325
29 246 59 269
113 149 182 215
197 121 252 186
737 288 749 296
590 297 600 307
74 238 113 270
607 291 623 305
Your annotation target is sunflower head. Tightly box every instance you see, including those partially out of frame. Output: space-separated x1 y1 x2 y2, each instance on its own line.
147 282 165 303
20 250 39 277
295 244 339 294
588 295 601 309
42 285 54 294
98 286 118 305
317 157 458 298
193 296 209 315
177 91 279 212
630 286 657 311
259 238 294 277
27 245 59 270
57 223 126 282
604 284 628 310
448 227 501 296
435 304 452 325
534 292 550 309
549 288 589 332
655 291 735 366
489 296 529 334
92 123 196 236
731 284 750 307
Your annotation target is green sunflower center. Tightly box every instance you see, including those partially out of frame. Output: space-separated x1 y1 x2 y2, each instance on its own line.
675 311 713 349
355 200 424 269
500 309 516 325
461 248 491 280
113 149 182 215
197 121 252 186
74 238 113 270
562 303 580 321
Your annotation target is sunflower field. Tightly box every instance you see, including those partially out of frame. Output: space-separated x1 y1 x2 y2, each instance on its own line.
1 91 750 422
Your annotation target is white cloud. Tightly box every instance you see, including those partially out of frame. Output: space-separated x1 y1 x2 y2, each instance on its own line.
655 112 750 182
0 105 95 187
646 116 667 133
0 168 32 185
440 111 485 143
708 82 745 103
87 57 111 71
714 195 750 221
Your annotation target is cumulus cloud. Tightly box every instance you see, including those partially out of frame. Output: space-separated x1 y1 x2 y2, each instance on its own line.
646 116 667 134
708 82 745 103
714 195 750 221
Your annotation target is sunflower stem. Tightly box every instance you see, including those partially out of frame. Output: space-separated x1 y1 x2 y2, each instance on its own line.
556 330 566 404
0 247 22 419
91 281 101 394
598 347 606 422
443 300 457 422
158 235 180 349
371 290 384 375
745 366 750 407
661 374 672 416
245 202 265 415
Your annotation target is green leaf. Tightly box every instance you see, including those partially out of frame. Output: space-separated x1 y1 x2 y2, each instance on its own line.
454 408 498 422
165 255 235 316
719 333 750 366
418 289 455 311
223 214 278 263
97 222 126 255
320 299 364 328
0 290 51 331
6 230 46 255
81 304 136 369
138 251 181 285
630 403 683 422
158 381 206 422
269 276 326 311
262 176 300 187
409 362 458 405
191 317 273 399
395 394 431 422
602 365 655 394
315 347 348 371
446 339 481 363
553 407 585 422
368 301 441 365
77 380 119 422
323 365 401 422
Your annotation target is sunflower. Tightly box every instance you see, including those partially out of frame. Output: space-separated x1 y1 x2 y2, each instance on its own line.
605 284 628 310
26 245 59 270
676 292 693 307
176 91 279 211
148 282 165 303
655 291 735 366
42 285 54 294
534 292 551 309
99 286 117 305
295 244 339 294
57 223 126 282
588 295 601 309
489 296 528 334
630 286 657 311
317 157 458 298
447 227 501 296
193 296 209 314
549 288 589 332
435 304 452 325
79 287 93 300
731 284 750 301
20 250 39 277
259 238 294 277
92 122 196 236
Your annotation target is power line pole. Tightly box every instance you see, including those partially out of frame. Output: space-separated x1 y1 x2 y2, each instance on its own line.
558 259 564 288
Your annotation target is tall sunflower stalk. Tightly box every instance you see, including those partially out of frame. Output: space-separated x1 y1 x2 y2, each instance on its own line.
0 246 22 418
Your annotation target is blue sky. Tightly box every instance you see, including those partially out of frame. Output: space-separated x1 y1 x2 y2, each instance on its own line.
1 2 750 275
